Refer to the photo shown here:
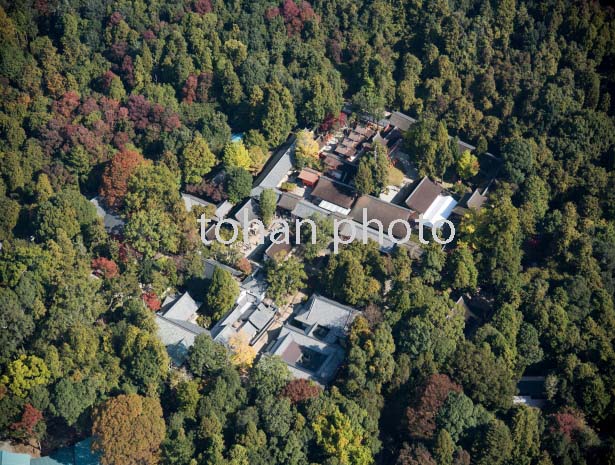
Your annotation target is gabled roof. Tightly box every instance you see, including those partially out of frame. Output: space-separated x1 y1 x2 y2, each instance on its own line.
160 292 200 322
295 294 357 335
334 145 357 158
311 177 355 209
349 195 414 239
269 327 346 384
214 200 234 221
404 176 443 213
234 198 259 223
155 315 208 365
277 192 302 211
203 259 242 279
291 200 331 219
90 197 124 232
182 192 214 212
251 139 295 196
298 168 321 185
466 189 487 210
388 111 417 131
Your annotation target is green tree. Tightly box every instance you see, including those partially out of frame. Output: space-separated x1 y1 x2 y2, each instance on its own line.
259 189 276 227
124 208 180 258
265 256 307 304
188 333 230 377
52 378 97 426
261 81 296 146
501 138 534 185
1 355 50 398
181 134 216 184
509 406 542 465
301 214 333 260
448 341 515 410
205 266 240 321
447 244 478 293
0 289 34 363
226 168 252 203
433 429 455 465
471 419 513 465
355 157 375 195
456 150 480 179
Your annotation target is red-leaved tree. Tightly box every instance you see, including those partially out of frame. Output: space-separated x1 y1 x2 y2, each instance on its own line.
143 291 161 311
281 379 321 404
11 404 43 438
92 257 119 279
99 149 146 210
406 374 462 439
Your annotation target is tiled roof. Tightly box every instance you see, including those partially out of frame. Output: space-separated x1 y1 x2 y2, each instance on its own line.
181 192 214 212
311 177 355 209
277 192 302 211
404 176 443 213
350 195 415 239
251 140 295 196
298 168 320 185
161 292 200 322
388 111 417 131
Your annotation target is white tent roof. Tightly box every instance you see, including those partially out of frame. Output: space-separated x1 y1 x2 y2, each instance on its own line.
422 194 457 228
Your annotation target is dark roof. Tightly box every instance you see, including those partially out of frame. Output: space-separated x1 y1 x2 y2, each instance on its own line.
277 192 302 211
281 340 302 364
388 111 417 131
405 176 443 213
311 177 355 209
349 195 415 239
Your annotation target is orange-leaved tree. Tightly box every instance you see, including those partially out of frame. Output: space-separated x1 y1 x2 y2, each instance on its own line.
99 149 146 210
92 394 165 465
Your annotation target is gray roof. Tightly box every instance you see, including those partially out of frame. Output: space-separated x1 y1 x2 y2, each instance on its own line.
388 111 417 131
160 292 200 322
455 138 476 154
211 289 275 346
269 327 346 385
311 177 356 209
277 192 302 211
337 220 397 252
155 315 208 365
215 201 234 221
293 294 357 342
291 200 331 219
234 198 259 223
203 259 242 279
182 192 214 212
349 195 415 238
90 197 124 232
251 140 295 197
466 189 487 210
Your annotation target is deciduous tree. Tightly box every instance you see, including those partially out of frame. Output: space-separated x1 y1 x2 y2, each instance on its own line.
92 394 166 465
